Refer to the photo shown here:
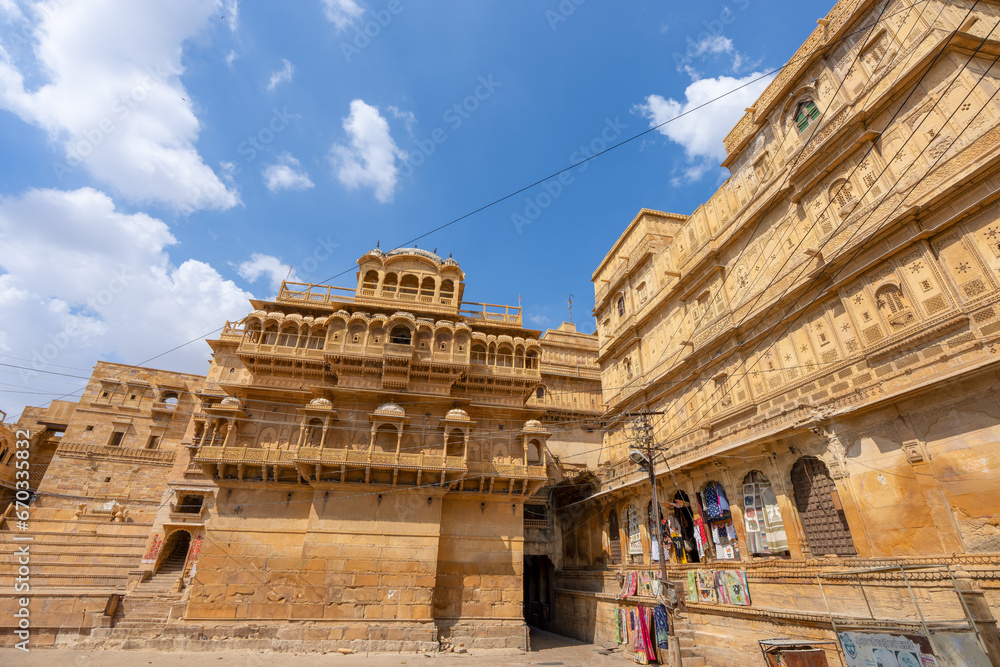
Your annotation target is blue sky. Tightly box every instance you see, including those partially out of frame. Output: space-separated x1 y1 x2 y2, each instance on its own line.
0 0 832 417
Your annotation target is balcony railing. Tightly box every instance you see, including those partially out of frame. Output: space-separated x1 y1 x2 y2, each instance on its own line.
193 445 545 480
277 281 357 306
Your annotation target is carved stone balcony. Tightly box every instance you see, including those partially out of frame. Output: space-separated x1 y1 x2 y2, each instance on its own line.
191 444 546 494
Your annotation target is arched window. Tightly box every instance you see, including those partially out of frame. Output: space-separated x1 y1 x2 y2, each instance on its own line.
672 490 700 563
374 423 398 452
471 343 487 364
399 274 419 300
306 328 325 349
607 510 622 565
440 279 455 304
162 392 178 408
795 100 820 132
741 471 789 556
390 326 412 345
791 456 857 556
625 504 643 561
496 344 513 367
277 325 297 347
536 386 545 399
382 273 398 295
244 320 262 344
875 285 908 315
526 439 541 464
446 429 464 458
526 350 539 370
616 296 626 317
307 418 323 447
362 270 379 292
700 481 740 560
419 277 435 301
261 324 278 345
646 500 669 561
831 179 855 209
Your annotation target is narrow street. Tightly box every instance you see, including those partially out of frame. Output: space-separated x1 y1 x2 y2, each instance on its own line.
0 629 627 667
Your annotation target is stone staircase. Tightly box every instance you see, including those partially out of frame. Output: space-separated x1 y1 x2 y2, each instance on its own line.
675 620 708 667
112 549 187 631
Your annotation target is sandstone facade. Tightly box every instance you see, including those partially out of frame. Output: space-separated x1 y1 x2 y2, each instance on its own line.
554 0 1000 664
0 248 601 652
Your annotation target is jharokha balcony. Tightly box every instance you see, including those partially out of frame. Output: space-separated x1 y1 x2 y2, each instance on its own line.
190 444 548 495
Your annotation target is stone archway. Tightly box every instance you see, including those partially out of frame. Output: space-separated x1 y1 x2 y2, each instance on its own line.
154 529 191 575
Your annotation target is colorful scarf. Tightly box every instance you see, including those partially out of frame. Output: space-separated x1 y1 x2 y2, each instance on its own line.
653 605 670 649
633 607 657 663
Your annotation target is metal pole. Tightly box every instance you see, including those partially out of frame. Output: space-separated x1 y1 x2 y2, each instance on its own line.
899 566 931 640
944 564 989 656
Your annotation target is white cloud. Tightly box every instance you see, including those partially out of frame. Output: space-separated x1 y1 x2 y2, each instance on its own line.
691 34 734 58
236 253 300 293
636 71 775 179
323 0 363 31
225 49 238 67
224 0 238 31
263 153 314 192
329 99 406 203
0 187 254 418
266 58 294 92
0 0 239 213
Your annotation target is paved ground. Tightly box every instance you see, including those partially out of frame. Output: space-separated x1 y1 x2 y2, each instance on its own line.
1 629 628 667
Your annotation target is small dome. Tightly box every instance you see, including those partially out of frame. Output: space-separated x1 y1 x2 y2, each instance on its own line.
385 247 442 263
220 396 241 407
524 419 544 429
446 408 470 421
442 256 459 268
375 403 405 416
308 398 332 407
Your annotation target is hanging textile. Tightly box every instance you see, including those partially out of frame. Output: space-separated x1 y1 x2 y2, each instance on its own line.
615 608 622 644
627 504 643 556
693 516 707 558
618 571 638 599
633 606 657 663
653 605 670 649
686 571 698 602
702 482 730 520
759 484 789 552
742 472 789 555
696 570 718 603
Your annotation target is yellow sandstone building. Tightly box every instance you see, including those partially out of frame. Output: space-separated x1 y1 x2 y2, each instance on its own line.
0 248 602 652
552 0 1000 664
4 0 1000 663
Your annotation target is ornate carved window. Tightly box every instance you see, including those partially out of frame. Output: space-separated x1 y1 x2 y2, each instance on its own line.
875 284 914 330
616 296 626 317
795 100 820 132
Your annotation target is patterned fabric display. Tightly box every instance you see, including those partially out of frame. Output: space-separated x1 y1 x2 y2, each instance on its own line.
714 570 752 606
653 605 670 649
696 570 718 603
686 571 698 601
627 504 643 555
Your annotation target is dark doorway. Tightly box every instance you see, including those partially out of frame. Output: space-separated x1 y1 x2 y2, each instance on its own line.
156 530 191 575
523 555 554 630
790 456 857 556
673 490 700 563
